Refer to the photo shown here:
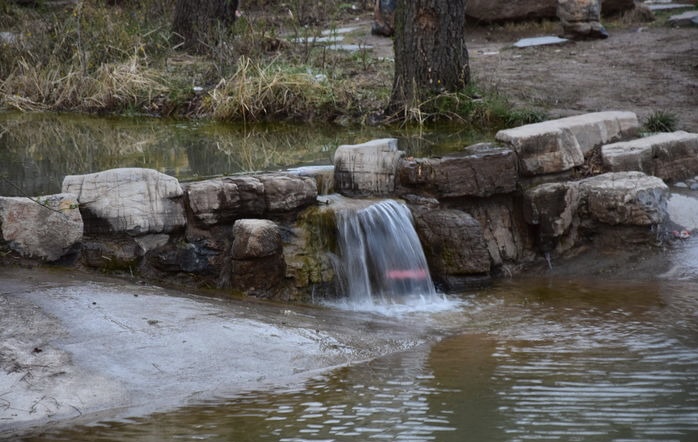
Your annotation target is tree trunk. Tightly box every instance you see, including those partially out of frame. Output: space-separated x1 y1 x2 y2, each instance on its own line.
172 0 238 53
389 0 469 116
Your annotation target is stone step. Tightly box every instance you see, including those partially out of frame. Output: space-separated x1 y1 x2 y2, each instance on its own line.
602 131 698 182
495 111 640 176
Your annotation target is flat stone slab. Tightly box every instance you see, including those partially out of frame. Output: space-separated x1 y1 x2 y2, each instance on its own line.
647 3 695 11
496 111 640 176
668 10 698 26
398 143 518 197
513 36 570 48
602 131 698 181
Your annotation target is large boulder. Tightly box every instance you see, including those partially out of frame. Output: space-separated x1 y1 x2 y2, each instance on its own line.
557 0 608 39
258 173 318 213
465 0 557 22
184 176 265 226
0 193 82 261
398 143 518 198
229 219 286 297
602 131 698 182
334 138 404 196
495 111 640 176
414 209 491 290
580 171 668 226
464 0 638 22
603 0 642 17
63 168 185 235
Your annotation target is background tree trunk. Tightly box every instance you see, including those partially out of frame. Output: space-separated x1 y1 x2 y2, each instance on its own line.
389 0 469 115
172 0 238 53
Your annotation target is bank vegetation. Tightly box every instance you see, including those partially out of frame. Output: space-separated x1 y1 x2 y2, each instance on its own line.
0 0 550 128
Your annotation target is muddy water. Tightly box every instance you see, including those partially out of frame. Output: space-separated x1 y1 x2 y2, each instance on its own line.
20 274 698 442
0 112 488 197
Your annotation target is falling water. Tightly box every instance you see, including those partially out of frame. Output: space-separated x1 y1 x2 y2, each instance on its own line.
333 199 438 305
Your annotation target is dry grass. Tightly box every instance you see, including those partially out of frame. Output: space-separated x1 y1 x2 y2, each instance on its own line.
205 56 345 122
1 57 168 113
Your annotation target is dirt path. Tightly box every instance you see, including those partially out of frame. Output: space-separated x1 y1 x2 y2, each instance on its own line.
468 26 698 131
361 21 697 131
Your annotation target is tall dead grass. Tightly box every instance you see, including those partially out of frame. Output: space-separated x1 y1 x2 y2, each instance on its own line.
1 57 168 113
205 56 344 122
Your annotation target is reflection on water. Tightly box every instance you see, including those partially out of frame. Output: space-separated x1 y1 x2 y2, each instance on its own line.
0 112 488 197
22 277 698 442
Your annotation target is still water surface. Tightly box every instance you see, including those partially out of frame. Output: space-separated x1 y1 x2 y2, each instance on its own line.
0 112 487 197
22 277 698 441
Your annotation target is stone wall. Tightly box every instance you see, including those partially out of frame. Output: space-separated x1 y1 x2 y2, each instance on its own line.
1 111 696 300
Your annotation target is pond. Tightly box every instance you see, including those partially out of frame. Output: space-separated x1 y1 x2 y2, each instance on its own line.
0 112 490 197
12 271 698 442
3 112 698 441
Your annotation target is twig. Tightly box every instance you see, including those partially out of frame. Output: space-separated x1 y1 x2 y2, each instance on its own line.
0 176 76 218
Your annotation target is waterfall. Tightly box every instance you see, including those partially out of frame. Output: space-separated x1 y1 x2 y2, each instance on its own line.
334 199 437 304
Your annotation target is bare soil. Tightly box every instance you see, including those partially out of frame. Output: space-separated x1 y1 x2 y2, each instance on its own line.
363 20 698 131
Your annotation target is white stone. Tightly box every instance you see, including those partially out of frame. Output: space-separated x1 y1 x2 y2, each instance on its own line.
0 193 83 261
334 138 404 195
63 168 185 235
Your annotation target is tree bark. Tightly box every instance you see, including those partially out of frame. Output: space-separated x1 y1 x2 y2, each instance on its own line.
172 0 238 53
389 0 469 115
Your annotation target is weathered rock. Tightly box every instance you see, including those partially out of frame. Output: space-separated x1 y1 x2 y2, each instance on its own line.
258 173 318 213
580 171 668 226
464 0 638 22
63 168 185 235
81 236 142 270
602 131 698 182
134 234 170 255
288 165 335 195
557 0 608 39
668 10 698 27
0 193 82 261
146 240 218 275
398 143 517 198
496 111 640 176
334 138 404 196
524 182 581 252
453 196 533 266
232 219 282 259
414 209 491 290
184 176 265 226
602 0 641 17
465 0 557 22
230 219 286 296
